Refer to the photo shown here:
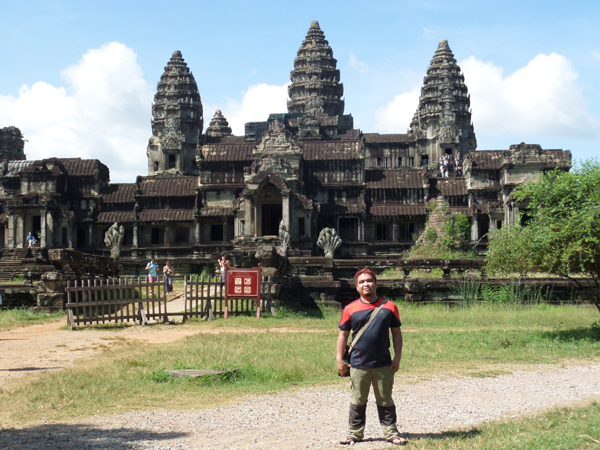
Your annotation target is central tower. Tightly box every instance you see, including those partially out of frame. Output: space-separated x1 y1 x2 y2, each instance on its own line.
287 21 344 117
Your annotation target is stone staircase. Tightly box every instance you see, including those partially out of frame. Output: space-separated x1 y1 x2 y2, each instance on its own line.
0 248 32 281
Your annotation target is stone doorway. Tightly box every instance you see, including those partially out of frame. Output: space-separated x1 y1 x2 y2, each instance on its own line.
261 204 282 236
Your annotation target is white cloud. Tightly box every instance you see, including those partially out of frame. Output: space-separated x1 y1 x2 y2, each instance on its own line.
349 52 369 74
373 88 420 133
208 83 289 135
461 53 598 140
0 42 153 183
372 52 598 142
592 49 600 61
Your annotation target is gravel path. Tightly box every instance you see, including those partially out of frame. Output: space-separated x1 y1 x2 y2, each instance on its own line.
1 363 599 449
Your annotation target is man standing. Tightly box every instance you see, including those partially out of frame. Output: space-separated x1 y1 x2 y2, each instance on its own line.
337 268 407 446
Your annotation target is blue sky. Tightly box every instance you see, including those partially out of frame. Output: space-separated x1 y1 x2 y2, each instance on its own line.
1 0 599 182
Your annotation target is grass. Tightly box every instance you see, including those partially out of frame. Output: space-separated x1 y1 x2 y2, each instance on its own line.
402 401 600 450
0 307 65 331
0 303 598 429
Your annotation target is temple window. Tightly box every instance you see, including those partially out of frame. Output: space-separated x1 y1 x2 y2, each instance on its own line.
168 154 176 169
376 223 389 241
211 224 223 241
398 223 415 241
151 227 161 245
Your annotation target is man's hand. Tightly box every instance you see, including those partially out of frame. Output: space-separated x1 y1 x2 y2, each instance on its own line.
390 357 401 373
337 357 351 376
336 330 351 376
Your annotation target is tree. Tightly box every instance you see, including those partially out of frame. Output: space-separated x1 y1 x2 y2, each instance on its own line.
485 160 600 313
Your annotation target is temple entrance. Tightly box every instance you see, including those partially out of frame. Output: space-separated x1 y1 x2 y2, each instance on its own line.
261 204 282 236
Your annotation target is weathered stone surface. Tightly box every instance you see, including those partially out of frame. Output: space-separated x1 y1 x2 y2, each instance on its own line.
48 249 118 276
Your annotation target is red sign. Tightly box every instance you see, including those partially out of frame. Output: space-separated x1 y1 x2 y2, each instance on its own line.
227 268 260 298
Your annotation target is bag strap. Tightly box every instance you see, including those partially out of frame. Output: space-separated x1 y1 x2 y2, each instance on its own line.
348 299 388 353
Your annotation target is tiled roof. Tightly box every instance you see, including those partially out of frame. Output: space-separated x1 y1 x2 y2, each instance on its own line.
201 136 254 161
138 209 194 222
59 158 109 178
436 179 467 196
336 129 362 140
302 141 362 160
369 204 426 216
199 206 233 216
4 160 34 176
139 177 196 197
101 184 135 203
319 203 364 215
449 206 472 217
363 133 411 143
366 169 426 189
467 151 506 170
97 211 135 223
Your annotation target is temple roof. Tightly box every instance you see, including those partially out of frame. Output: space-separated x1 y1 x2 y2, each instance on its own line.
287 21 344 117
206 110 232 139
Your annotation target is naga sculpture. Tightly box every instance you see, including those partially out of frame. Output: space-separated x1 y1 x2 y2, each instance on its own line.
104 222 125 259
278 219 291 256
317 227 342 258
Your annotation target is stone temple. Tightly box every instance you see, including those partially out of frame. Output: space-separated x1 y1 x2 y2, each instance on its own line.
0 21 571 273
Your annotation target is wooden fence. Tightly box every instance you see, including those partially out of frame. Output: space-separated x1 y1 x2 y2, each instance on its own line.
65 275 276 328
182 275 275 322
65 277 168 329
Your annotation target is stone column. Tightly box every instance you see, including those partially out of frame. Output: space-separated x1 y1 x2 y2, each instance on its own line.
7 214 15 248
194 219 201 245
133 223 139 248
46 211 54 248
16 213 25 248
88 224 94 248
222 217 228 243
393 217 398 244
244 191 254 237
282 189 291 236
359 217 365 242
40 210 47 248
67 223 74 249
164 226 170 247
471 214 478 242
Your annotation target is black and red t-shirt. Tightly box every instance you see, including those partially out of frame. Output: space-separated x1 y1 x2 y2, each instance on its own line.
339 297 401 369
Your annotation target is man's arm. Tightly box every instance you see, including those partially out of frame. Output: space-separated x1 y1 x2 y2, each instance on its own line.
390 327 403 372
336 330 351 374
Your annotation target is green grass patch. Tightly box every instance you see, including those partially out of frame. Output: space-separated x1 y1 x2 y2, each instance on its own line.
406 401 600 450
0 304 599 427
0 307 65 331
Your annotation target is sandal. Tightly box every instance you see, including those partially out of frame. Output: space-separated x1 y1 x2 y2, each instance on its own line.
340 436 359 445
388 435 409 446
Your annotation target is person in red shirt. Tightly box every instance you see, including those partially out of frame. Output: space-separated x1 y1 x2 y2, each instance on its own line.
337 268 407 446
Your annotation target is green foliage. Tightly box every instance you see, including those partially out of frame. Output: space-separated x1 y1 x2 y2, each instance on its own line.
425 228 438 242
452 280 554 307
485 160 600 313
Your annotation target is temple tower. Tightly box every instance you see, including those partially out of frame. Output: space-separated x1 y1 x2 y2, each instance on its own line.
410 40 477 163
0 126 26 161
287 21 344 117
147 51 203 176
206 110 232 140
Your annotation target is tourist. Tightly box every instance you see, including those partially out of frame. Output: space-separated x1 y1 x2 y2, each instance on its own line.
337 269 407 446
218 254 229 283
145 257 159 282
27 232 36 248
163 261 174 293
